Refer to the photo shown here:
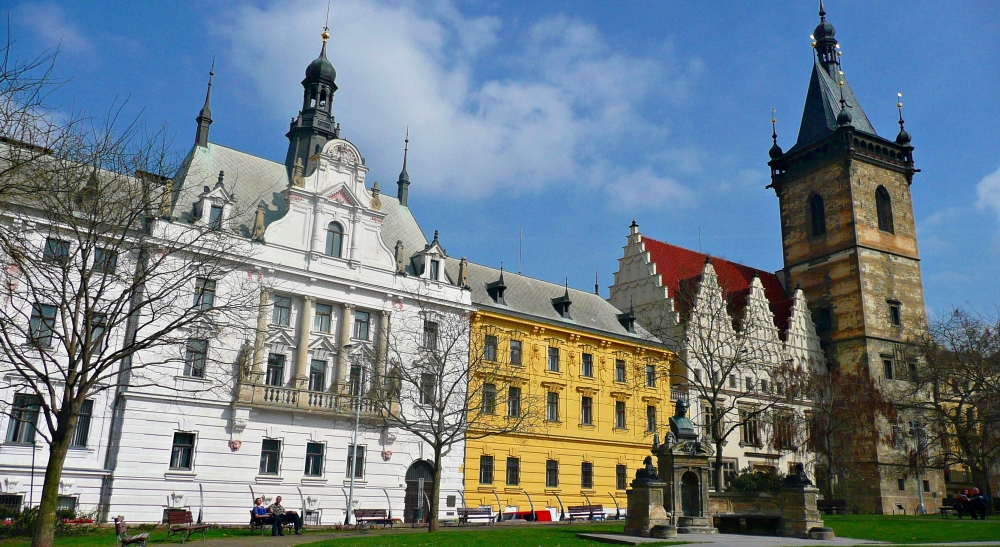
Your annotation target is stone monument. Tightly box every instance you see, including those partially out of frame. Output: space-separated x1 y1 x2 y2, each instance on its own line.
653 398 717 534
624 456 675 538
776 463 832 539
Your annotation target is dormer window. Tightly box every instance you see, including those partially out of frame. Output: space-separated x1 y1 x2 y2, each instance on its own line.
208 205 224 230
617 306 636 333
326 222 344 258
486 271 507 305
552 287 572 319
430 260 440 281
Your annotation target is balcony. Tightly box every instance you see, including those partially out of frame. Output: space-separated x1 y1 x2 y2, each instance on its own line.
236 381 387 418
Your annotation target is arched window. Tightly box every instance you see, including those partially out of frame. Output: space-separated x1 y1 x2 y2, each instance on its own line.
876 186 894 233
809 194 827 237
325 222 344 257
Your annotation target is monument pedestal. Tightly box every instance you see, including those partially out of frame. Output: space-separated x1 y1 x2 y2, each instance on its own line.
776 485 826 539
624 480 673 538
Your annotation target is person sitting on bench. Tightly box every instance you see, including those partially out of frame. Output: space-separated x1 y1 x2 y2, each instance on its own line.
267 496 303 536
252 498 272 526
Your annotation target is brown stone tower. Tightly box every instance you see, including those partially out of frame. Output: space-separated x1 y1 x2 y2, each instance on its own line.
767 4 941 513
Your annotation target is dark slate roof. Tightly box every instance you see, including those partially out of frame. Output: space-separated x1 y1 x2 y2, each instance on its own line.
169 142 429 258
789 62 877 154
447 259 659 344
169 143 287 235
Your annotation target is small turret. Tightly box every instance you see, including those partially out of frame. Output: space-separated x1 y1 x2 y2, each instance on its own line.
397 129 411 206
194 59 214 148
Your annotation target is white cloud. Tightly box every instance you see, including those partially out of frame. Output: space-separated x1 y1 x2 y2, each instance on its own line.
976 166 1000 226
13 2 93 56
218 0 697 202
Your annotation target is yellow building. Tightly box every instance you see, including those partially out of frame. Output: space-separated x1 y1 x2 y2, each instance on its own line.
453 261 673 519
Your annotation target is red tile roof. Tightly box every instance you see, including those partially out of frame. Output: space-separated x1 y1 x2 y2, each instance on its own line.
641 236 793 335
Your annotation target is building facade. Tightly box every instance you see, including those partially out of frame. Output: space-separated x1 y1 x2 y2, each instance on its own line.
453 261 673 519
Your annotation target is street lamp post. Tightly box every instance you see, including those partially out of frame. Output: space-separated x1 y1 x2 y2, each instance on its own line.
344 344 365 526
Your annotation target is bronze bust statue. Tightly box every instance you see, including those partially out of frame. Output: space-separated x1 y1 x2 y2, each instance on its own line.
669 397 698 440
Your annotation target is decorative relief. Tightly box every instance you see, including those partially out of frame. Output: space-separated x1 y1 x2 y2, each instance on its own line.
327 188 356 206
332 144 359 166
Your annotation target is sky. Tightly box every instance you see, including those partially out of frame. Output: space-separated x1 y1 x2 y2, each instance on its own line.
6 0 1000 318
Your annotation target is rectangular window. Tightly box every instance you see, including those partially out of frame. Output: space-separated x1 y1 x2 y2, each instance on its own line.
353 310 370 340
71 399 94 448
615 359 626 382
423 321 438 350
923 480 930 493
760 379 769 393
581 396 593 425
745 376 754 391
615 401 627 429
547 392 559 422
259 439 281 475
507 387 521 417
645 365 656 387
509 340 522 365
304 442 324 477
420 373 436 405
87 313 108 354
349 365 362 396
888 301 902 327
506 457 520 486
547 347 559 372
56 496 76 513
5 394 40 444
265 353 285 386
729 374 737 388
43 237 70 263
897 478 906 491
314 303 332 332
479 455 494 484
170 432 195 471
741 409 761 446
308 360 326 391
193 278 216 310
813 307 833 336
272 296 292 327
709 460 738 491
693 369 702 383
430 260 440 280
581 462 594 489
94 247 117 274
581 353 593 377
29 303 57 347
481 384 496 415
616 464 628 490
646 405 657 432
774 413 795 450
883 357 895 380
183 339 208 378
483 335 497 361
545 460 559 488
908 361 919 383
208 205 224 229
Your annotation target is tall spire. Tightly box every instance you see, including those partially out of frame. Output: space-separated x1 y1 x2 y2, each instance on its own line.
285 25 339 178
769 109 783 159
397 128 411 206
194 58 215 148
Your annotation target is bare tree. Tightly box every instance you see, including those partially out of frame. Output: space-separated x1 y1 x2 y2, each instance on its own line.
637 268 799 492
899 307 1000 512
0 40 260 547
372 301 541 532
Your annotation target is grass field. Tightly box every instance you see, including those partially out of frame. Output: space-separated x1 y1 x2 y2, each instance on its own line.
822 514 1000 544
0 526 271 547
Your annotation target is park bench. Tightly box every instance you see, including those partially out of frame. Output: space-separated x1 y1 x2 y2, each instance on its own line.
165 510 210 543
458 507 495 525
113 516 149 547
714 514 781 535
567 505 605 522
817 499 847 515
353 508 393 529
940 498 960 519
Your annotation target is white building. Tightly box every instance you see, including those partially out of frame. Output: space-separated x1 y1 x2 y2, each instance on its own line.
0 32 472 526
609 221 825 486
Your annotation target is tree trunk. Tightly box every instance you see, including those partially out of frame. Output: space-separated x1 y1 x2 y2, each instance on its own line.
31 431 73 547
714 439 724 493
427 447 443 532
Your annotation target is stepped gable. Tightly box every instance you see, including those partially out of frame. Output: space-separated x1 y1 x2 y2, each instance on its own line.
642 236 793 336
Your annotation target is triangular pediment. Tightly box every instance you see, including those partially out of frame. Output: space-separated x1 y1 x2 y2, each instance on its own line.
308 336 339 353
265 328 296 347
326 186 357 206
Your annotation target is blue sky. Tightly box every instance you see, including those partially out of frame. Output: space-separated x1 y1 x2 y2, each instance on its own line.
8 1 1000 317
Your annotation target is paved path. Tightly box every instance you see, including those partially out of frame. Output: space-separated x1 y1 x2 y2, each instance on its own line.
579 532 883 546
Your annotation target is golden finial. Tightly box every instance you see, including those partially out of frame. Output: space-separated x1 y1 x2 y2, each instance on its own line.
897 91 903 110
322 0 331 42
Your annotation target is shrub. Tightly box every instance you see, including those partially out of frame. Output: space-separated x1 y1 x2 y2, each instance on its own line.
729 465 785 493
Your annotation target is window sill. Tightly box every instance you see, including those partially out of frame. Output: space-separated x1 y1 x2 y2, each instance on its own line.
1 443 39 452
255 475 284 484
504 487 522 493
544 369 562 375
578 375 595 381
164 471 197 481
544 488 562 494
343 479 367 486
546 420 561 424
578 423 595 429
613 427 629 433
580 489 596 495
175 375 211 383
301 477 327 485
476 486 496 492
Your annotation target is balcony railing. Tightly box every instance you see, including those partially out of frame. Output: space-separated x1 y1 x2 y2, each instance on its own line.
237 381 384 417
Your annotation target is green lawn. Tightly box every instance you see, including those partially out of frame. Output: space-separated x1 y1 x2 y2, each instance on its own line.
823 514 1000 544
301 522 683 547
0 526 270 547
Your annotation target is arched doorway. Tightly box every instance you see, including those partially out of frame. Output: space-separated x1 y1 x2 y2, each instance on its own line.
404 460 435 524
681 471 700 517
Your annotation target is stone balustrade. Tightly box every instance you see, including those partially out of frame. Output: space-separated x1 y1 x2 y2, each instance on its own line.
237 381 385 417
